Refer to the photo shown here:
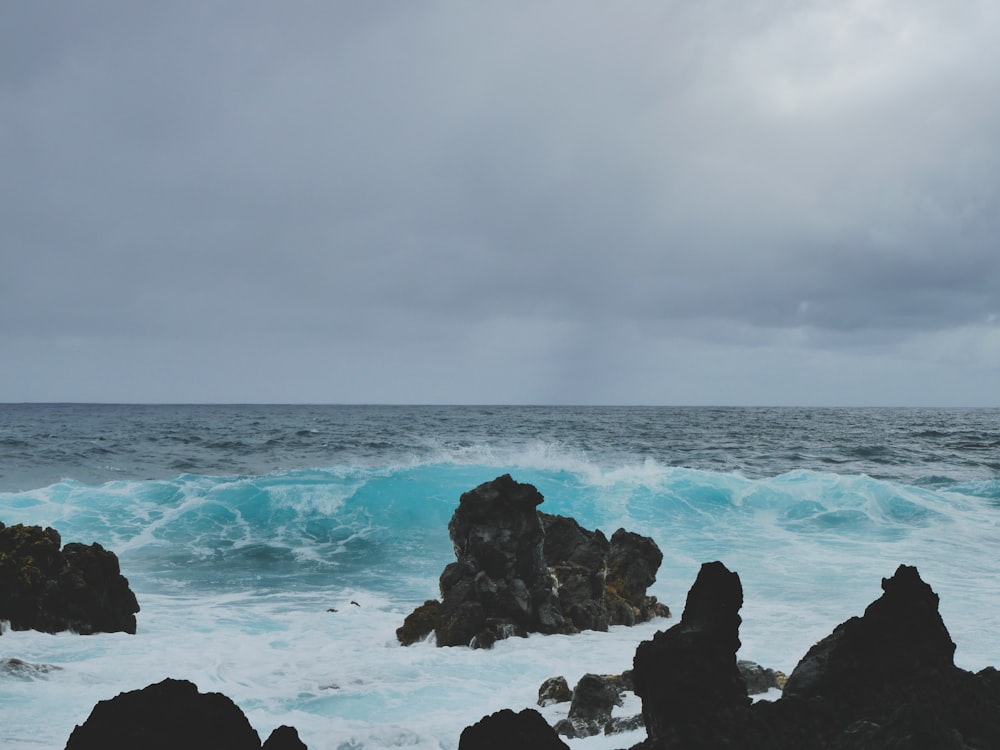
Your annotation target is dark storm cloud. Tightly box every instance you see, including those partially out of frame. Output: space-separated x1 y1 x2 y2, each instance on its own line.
2 1 998 403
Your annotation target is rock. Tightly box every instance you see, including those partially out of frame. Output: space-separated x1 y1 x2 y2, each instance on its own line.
607 528 669 624
262 725 308 750
628 562 1000 749
434 475 567 647
395 599 440 645
737 659 783 695
538 675 573 706
773 564 1000 747
0 522 139 635
605 713 645 735
554 673 624 738
458 707 569 750
631 561 753 749
0 657 61 680
64 678 263 750
399 476 669 648
540 513 611 632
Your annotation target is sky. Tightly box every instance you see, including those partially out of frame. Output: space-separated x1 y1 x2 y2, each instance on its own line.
2 1 999 406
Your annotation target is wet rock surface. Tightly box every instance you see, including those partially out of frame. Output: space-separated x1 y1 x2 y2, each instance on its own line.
399 475 668 648
466 562 1000 749
0 522 139 635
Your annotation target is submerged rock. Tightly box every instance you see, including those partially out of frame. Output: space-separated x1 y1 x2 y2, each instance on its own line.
0 657 62 680
0 522 139 635
399 475 668 648
772 564 1000 748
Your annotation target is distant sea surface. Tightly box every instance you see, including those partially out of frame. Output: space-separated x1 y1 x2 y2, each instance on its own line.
2 404 999 749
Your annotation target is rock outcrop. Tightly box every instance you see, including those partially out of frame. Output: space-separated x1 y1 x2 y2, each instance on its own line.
397 475 668 648
64 678 307 750
627 562 1000 749
458 707 569 750
767 563 1000 748
261 725 308 750
0 522 139 635
631 561 753 749
461 562 1000 748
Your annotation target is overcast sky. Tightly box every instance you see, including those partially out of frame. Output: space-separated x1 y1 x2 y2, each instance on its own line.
3 1 998 405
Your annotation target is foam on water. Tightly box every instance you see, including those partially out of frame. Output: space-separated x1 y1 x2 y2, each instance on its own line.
2 433 1000 749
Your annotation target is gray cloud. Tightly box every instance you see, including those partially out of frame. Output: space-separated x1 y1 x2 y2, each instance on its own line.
2 1 998 404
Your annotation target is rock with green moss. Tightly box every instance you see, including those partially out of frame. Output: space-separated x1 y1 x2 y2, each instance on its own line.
0 522 139 634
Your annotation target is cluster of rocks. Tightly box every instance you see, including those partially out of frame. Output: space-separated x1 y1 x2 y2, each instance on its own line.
536 660 782 741
459 561 1000 749
0 522 139 635
396 474 669 648
64 678 306 750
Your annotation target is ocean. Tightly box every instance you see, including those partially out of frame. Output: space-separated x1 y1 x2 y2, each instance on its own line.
1 404 998 749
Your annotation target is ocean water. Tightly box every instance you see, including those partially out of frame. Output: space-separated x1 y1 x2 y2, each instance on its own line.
1 404 998 749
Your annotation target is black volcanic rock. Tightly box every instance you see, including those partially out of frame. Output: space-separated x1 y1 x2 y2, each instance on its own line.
631 561 752 749
628 562 1000 750
262 725 308 750
64 678 263 750
395 599 440 645
783 564 956 702
458 707 569 750
435 474 566 647
540 513 612 631
0 522 139 635
400 475 668 648
554 673 625 738
773 564 1000 748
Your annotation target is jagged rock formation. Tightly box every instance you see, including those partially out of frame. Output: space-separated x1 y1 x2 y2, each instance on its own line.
461 561 1000 747
0 522 139 635
397 474 668 648
631 561 753 749
261 725 308 750
627 562 1000 749
64 678 306 750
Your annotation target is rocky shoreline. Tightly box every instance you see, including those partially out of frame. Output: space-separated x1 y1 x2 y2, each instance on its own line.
5 476 1000 748
459 560 1000 749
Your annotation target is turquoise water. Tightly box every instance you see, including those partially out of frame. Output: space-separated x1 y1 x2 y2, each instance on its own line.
1 405 998 748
